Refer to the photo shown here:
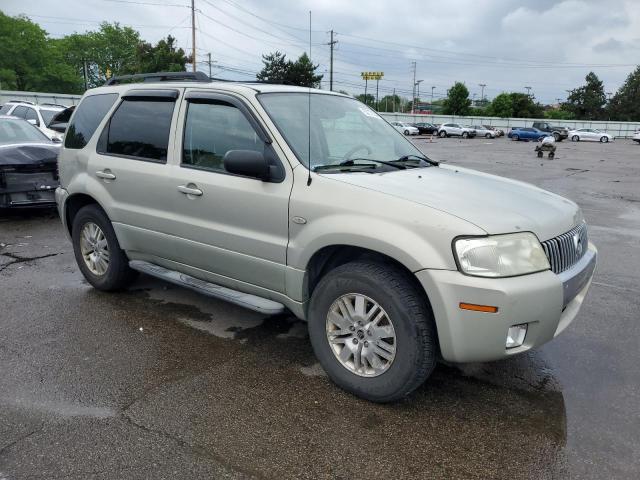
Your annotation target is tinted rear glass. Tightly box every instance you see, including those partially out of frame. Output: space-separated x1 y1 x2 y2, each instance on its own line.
65 94 118 149
102 99 175 162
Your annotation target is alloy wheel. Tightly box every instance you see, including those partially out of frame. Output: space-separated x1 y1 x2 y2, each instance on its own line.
79 222 110 276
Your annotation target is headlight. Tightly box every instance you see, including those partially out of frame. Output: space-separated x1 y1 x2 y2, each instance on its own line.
454 232 550 278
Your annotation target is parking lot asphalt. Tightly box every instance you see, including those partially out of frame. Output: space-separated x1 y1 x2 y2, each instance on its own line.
1 137 639 479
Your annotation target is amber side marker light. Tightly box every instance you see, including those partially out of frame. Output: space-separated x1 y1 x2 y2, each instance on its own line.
459 302 499 313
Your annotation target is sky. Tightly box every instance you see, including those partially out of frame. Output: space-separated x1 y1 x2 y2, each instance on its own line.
3 0 640 103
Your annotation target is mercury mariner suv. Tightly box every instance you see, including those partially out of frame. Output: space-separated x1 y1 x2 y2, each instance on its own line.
56 72 597 402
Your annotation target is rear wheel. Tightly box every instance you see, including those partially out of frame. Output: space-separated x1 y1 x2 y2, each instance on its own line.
485 133 492 138
72 204 137 291
553 132 561 141
404 129 409 135
572 135 579 142
462 131 469 138
438 130 446 138
600 136 608 143
512 134 519 141
308 261 437 403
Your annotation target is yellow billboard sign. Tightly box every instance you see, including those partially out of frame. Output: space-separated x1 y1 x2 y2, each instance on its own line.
361 71 384 80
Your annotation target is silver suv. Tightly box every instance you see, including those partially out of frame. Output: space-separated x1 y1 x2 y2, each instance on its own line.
56 72 597 402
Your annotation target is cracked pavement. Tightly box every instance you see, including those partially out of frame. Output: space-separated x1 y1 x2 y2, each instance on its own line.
1 139 639 479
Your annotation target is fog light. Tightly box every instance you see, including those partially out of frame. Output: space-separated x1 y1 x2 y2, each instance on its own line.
506 324 528 349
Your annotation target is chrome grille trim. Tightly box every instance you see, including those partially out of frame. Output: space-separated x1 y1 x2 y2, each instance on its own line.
541 223 588 274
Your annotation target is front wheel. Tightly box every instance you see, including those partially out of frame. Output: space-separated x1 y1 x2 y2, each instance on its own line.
600 136 609 143
72 204 137 291
572 135 579 142
404 129 409 135
512 134 519 141
553 133 561 141
462 131 469 138
438 130 447 138
485 133 492 138
308 261 437 403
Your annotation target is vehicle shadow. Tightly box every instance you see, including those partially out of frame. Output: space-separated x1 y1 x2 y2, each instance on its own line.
118 284 568 480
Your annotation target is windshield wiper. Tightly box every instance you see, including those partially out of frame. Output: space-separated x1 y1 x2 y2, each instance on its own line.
313 158 406 172
393 154 439 167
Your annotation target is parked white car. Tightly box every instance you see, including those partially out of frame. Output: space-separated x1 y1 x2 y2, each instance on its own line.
470 125 496 138
0 101 66 141
390 121 419 136
569 128 614 143
633 130 640 144
437 123 476 138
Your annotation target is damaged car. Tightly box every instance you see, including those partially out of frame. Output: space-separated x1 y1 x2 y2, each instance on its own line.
0 115 60 208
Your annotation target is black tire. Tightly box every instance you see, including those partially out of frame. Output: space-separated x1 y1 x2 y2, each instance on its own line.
308 261 437 403
462 131 469 138
537 151 543 158
404 130 409 135
485 133 491 138
553 132 561 141
572 135 579 142
600 136 608 143
438 130 446 138
72 204 137 291
512 134 519 141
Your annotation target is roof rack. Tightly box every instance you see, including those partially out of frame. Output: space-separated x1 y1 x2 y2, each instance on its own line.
40 103 68 108
105 71 211 86
7 100 35 105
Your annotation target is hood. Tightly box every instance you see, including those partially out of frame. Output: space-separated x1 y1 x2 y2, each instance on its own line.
0 143 60 168
325 164 582 241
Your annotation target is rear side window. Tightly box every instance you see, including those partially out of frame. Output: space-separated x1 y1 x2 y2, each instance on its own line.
65 94 118 149
24 108 39 126
11 106 28 118
100 99 175 162
0 104 13 115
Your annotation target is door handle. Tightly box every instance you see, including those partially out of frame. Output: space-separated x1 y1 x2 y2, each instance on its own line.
96 170 116 180
178 184 203 196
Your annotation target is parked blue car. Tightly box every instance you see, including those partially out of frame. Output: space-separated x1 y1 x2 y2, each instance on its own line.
507 127 548 141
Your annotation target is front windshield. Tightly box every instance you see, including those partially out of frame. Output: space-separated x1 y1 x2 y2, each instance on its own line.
0 118 50 145
259 93 427 170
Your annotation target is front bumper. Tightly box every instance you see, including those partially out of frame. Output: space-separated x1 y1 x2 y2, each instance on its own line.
416 242 597 363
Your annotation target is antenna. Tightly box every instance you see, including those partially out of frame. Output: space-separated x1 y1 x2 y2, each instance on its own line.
307 10 312 186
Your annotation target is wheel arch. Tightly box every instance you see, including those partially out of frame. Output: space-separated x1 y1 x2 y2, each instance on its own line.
63 193 108 236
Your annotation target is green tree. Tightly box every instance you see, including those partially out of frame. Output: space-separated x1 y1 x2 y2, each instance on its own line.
486 92 544 118
355 93 375 106
0 12 49 90
286 53 322 88
442 82 472 115
486 93 513 117
377 94 406 112
256 51 289 84
565 72 606 120
607 66 640 121
544 108 575 120
125 35 188 74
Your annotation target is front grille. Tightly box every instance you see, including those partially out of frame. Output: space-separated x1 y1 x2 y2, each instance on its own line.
541 223 588 274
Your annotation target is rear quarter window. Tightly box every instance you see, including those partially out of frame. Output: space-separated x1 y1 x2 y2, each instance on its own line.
65 93 118 149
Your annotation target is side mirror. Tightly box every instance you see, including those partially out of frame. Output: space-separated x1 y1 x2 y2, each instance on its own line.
51 137 62 143
27 119 38 126
223 150 270 181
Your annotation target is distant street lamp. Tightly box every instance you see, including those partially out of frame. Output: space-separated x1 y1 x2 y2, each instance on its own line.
414 79 423 112
478 83 486 102
431 86 435 110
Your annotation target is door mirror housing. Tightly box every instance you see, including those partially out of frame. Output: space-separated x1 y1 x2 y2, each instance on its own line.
27 118 38 126
223 150 270 181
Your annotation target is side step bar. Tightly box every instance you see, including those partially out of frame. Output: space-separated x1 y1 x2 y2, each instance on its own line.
129 260 286 315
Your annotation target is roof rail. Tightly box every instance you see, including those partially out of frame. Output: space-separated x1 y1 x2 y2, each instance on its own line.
105 71 211 86
7 100 35 105
40 103 68 108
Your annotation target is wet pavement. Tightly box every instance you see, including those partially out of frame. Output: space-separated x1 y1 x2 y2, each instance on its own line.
1 138 639 479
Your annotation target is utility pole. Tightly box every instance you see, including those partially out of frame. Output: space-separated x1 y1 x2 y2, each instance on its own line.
328 30 337 91
524 86 532 98
431 86 435 111
393 87 396 112
415 79 423 112
191 0 196 73
479 83 486 102
206 52 214 78
82 60 88 91
411 61 417 114
375 77 380 111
